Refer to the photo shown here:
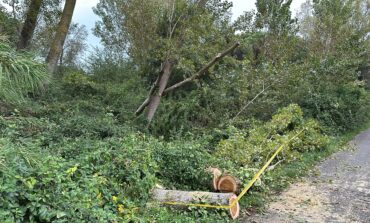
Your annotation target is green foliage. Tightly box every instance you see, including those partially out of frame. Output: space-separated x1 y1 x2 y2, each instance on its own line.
300 83 370 133
62 71 97 96
255 0 296 35
0 135 157 223
0 0 369 222
0 42 48 104
153 138 214 190
0 9 20 45
215 104 329 168
94 0 233 80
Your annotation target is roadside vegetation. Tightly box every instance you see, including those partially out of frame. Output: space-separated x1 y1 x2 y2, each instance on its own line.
0 0 369 222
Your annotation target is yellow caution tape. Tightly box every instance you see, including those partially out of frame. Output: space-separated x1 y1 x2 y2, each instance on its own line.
161 130 305 209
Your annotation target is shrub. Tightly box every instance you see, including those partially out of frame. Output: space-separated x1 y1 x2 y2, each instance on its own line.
153 138 214 190
0 135 158 222
62 72 98 96
301 84 370 133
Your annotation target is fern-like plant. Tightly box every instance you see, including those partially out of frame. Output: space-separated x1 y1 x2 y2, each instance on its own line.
0 42 49 104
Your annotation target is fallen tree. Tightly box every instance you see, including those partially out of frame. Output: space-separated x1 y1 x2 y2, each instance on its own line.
151 189 240 219
135 42 240 123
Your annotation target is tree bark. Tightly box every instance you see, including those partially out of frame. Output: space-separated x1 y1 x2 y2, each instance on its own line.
144 60 173 122
151 189 240 219
46 0 76 74
17 0 43 50
135 76 160 115
135 42 240 117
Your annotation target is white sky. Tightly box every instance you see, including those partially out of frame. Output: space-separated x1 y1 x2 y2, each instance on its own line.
73 0 306 48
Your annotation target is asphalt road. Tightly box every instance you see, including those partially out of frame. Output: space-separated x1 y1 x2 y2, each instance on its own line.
246 128 370 223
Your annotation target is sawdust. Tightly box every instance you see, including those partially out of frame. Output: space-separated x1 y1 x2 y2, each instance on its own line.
268 182 330 222
250 181 349 223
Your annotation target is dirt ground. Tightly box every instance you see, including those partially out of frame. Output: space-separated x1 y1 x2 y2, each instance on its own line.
244 128 370 223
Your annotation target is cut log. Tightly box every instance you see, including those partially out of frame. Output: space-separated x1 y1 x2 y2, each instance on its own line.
151 189 240 219
206 167 222 191
229 194 240 220
217 175 240 194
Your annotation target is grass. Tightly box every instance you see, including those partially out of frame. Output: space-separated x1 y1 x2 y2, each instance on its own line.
0 42 48 104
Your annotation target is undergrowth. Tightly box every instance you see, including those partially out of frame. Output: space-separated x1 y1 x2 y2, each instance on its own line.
0 97 351 222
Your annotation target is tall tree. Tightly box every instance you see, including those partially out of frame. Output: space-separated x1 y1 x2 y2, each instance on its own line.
94 0 237 123
59 23 88 69
17 0 43 50
30 0 63 57
255 0 295 35
256 0 294 35
46 0 76 74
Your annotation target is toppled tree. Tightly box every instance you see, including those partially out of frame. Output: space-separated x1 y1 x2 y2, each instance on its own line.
135 42 240 122
94 0 238 123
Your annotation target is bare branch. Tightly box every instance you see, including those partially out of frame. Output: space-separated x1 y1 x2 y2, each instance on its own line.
231 84 271 122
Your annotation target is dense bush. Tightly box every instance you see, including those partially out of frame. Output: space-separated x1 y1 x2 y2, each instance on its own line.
0 102 351 222
0 135 158 223
0 11 19 44
300 84 370 133
153 138 214 190
62 72 98 96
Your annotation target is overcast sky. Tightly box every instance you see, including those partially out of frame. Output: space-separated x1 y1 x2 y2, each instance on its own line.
73 0 306 48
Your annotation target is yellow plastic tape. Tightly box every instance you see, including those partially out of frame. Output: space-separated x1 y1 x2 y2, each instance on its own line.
161 130 304 209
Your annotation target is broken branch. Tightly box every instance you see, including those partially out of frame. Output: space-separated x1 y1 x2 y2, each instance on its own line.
163 42 240 93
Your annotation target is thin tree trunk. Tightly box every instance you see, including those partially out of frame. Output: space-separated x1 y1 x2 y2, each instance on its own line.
145 60 173 122
17 0 43 50
46 0 76 74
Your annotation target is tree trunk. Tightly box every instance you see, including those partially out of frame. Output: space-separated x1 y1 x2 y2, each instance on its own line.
151 189 240 219
135 42 240 118
46 0 76 74
145 60 173 122
17 0 43 50
217 175 240 193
